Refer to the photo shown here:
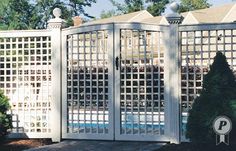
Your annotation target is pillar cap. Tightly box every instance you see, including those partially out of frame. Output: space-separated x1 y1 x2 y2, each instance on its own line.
165 2 183 24
47 8 66 29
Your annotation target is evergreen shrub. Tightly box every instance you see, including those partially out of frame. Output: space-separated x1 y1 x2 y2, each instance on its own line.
0 90 12 139
186 51 236 143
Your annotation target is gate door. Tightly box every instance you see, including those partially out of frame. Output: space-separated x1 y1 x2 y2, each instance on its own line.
62 25 114 140
114 24 169 141
62 24 169 141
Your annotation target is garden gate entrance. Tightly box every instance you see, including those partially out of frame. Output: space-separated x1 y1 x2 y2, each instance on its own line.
61 23 172 142
1 5 236 143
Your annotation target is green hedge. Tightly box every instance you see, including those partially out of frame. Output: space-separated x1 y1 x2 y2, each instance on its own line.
186 51 236 143
0 90 12 139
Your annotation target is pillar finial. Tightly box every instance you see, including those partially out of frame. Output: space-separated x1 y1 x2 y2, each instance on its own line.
53 8 62 18
47 8 66 29
165 2 183 24
170 2 179 13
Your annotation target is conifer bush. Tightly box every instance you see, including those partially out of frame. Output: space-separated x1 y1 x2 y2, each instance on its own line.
186 51 236 143
0 90 12 139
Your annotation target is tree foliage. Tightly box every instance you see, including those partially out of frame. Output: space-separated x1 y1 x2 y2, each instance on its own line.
0 0 96 30
104 0 211 18
125 0 144 13
1 0 33 30
63 0 96 17
0 90 12 139
0 0 10 29
179 0 210 13
100 9 118 19
186 52 236 143
146 0 169 16
106 0 170 18
33 0 72 29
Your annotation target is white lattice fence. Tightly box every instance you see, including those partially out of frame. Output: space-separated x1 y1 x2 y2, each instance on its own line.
0 30 52 138
179 23 236 140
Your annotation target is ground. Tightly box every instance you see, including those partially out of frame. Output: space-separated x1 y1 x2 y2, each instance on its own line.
157 142 236 151
1 139 236 151
0 139 53 151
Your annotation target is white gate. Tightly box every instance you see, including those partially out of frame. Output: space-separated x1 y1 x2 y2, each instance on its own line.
62 23 172 142
114 24 169 141
62 24 114 140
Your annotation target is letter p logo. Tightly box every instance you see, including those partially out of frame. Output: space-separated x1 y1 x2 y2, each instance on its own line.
213 116 232 145
214 117 232 135
218 120 227 130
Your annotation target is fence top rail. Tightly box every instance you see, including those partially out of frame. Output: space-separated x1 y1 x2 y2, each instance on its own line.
62 22 167 35
114 22 166 31
179 22 236 31
62 23 114 35
0 29 51 37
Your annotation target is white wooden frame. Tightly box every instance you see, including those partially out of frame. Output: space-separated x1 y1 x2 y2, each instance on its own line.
61 24 114 140
114 23 170 142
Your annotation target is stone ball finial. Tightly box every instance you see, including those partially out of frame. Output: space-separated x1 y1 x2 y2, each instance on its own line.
53 8 62 18
165 2 183 24
170 2 179 13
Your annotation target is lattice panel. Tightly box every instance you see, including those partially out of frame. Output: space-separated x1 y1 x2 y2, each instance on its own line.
120 30 165 135
67 31 109 134
0 36 52 134
180 29 236 135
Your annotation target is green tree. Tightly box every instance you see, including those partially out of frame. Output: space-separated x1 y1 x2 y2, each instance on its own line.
146 0 169 16
100 9 118 19
179 0 210 13
186 52 236 143
0 90 12 139
107 0 169 17
33 0 72 29
0 0 10 29
0 0 97 30
2 0 34 30
125 0 144 13
64 0 96 18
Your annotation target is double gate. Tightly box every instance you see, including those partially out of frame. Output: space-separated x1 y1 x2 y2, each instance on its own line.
61 23 169 141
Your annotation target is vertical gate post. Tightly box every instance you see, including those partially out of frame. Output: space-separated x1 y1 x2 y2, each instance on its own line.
47 8 66 142
164 2 183 144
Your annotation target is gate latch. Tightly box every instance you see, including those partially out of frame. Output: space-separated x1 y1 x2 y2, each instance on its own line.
115 56 119 70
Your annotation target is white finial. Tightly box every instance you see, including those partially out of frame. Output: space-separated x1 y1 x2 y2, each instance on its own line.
47 7 66 29
165 2 183 24
53 8 62 18
170 2 179 13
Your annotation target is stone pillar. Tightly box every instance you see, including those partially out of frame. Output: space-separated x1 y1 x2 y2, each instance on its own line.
164 2 183 144
47 8 66 142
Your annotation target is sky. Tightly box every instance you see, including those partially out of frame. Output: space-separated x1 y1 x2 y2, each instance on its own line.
84 0 235 19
